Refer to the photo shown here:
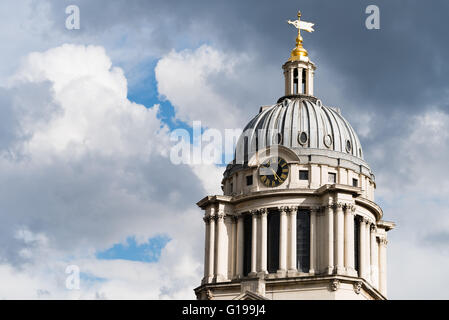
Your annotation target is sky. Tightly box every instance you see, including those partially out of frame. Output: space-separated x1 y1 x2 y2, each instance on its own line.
0 0 448 299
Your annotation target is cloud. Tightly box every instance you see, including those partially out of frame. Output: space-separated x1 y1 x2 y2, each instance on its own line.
362 107 449 299
0 43 214 299
155 45 243 129
155 45 282 131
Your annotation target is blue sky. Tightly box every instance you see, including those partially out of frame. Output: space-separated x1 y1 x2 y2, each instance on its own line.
97 235 171 262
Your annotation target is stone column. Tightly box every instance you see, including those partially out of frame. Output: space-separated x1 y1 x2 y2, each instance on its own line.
305 69 310 95
317 207 324 273
203 216 211 283
309 207 318 274
288 206 298 274
325 204 334 274
379 237 388 296
307 69 314 95
259 208 268 274
207 213 215 282
334 203 344 274
227 216 236 279
365 221 371 282
370 225 379 288
359 218 366 279
297 67 303 94
344 204 356 275
250 210 258 276
290 67 294 94
215 211 227 282
278 207 288 274
235 215 244 278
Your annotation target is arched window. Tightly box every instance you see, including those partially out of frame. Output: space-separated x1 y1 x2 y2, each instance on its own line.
243 214 252 276
297 210 310 272
354 216 360 274
267 210 280 273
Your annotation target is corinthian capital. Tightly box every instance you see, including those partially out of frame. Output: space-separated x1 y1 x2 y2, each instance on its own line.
249 209 259 216
343 203 355 213
289 206 298 214
334 202 344 210
278 206 288 214
259 208 268 216
216 211 225 220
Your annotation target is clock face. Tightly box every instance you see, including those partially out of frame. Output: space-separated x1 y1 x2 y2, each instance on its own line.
259 157 289 187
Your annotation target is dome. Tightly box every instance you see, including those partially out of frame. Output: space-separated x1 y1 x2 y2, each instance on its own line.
234 95 368 169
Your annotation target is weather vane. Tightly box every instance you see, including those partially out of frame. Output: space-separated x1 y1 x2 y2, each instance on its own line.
287 11 315 60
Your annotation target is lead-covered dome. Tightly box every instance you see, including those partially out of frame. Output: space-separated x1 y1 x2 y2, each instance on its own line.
237 96 363 160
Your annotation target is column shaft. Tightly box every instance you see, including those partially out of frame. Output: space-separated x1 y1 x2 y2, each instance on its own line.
297 67 303 94
260 209 268 273
309 208 317 274
250 211 258 275
305 69 310 95
203 217 211 281
344 205 355 274
326 205 334 274
215 213 227 281
235 216 244 278
334 204 344 274
279 208 288 272
207 215 215 281
365 222 371 282
316 210 321 273
359 218 366 278
288 208 297 272
370 225 378 288
227 217 235 279
379 238 388 296
290 67 294 94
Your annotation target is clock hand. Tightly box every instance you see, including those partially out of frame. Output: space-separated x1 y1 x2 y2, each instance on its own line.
270 168 282 181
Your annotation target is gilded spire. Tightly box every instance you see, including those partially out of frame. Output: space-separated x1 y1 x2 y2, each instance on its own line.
287 11 315 61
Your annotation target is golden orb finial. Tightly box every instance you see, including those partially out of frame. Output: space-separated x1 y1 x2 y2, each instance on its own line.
287 11 315 61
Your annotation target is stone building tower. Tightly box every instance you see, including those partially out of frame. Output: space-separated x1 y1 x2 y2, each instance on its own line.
194 11 395 300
